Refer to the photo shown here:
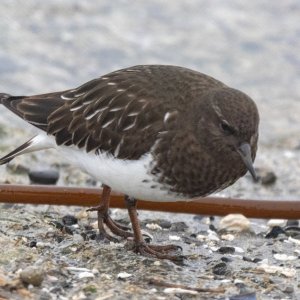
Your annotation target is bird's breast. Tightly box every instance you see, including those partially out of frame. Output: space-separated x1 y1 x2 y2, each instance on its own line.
150 132 247 198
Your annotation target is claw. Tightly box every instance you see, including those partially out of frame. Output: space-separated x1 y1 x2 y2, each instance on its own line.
96 231 120 243
86 206 102 212
89 188 186 263
105 216 133 238
147 244 183 253
133 242 185 262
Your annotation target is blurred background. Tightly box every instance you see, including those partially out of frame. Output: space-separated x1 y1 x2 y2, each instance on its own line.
0 0 299 199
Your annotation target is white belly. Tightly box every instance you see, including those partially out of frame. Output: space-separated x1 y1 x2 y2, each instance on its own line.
57 145 185 202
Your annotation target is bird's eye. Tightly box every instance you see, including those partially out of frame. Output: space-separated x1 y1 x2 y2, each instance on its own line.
220 121 235 135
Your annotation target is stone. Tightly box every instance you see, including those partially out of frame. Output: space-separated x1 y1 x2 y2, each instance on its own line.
28 169 59 185
261 171 277 185
62 215 78 226
219 214 251 232
20 266 44 286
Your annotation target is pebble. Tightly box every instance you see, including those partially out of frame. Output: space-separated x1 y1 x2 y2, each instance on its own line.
63 226 74 235
73 234 84 243
209 224 217 232
257 264 296 277
203 217 211 225
28 240 37 248
233 279 245 284
219 214 251 232
91 220 99 230
228 254 244 260
157 220 172 229
234 247 245 253
196 234 206 241
283 150 296 158
289 236 300 245
265 226 285 238
78 272 95 279
273 253 297 261
47 275 59 282
66 267 92 272
40 289 52 300
284 226 300 239
142 219 172 229
169 235 181 241
286 220 299 226
50 221 64 230
210 246 219 252
196 232 219 242
294 249 300 255
171 222 188 232
221 257 233 263
267 219 286 228
163 288 198 295
207 230 220 241
20 266 44 286
99 274 112 281
141 230 153 242
28 169 59 185
193 215 204 221
229 292 257 300
36 242 52 248
220 279 231 284
243 256 262 263
218 246 235 254
6 162 29 174
117 272 132 279
146 223 162 231
221 234 235 241
83 230 97 240
62 215 78 226
260 171 277 185
212 262 228 276
182 236 197 245
281 285 294 294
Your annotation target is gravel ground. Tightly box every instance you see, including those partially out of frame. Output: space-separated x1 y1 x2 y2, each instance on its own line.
0 1 300 299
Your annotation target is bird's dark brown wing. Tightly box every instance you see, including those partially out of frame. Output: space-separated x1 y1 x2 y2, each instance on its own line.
1 91 68 131
48 71 169 159
1 65 224 159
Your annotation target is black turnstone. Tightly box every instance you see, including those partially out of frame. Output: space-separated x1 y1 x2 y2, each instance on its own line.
0 65 259 261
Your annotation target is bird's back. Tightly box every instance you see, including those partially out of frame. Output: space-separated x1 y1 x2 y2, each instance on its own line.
0 65 225 160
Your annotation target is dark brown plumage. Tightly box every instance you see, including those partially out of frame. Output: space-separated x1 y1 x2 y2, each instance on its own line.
1 66 226 159
0 65 259 261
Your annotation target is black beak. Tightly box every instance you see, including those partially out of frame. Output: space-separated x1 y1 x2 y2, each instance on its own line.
237 143 258 181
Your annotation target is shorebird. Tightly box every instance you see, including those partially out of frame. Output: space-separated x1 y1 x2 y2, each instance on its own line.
0 65 259 261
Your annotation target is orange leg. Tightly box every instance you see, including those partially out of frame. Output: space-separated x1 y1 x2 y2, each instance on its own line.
87 185 132 241
125 196 184 262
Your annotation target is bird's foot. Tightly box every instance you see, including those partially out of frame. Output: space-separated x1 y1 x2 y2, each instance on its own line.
129 241 185 262
88 185 126 243
86 204 105 212
87 205 133 240
96 214 120 243
96 230 120 243
105 215 133 238
86 200 120 241
147 244 182 253
105 217 152 241
107 217 131 231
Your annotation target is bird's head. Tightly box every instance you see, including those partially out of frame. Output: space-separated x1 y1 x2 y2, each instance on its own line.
196 87 259 180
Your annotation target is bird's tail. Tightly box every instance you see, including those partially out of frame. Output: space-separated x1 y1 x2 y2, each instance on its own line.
0 139 34 164
0 93 11 103
0 134 53 165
